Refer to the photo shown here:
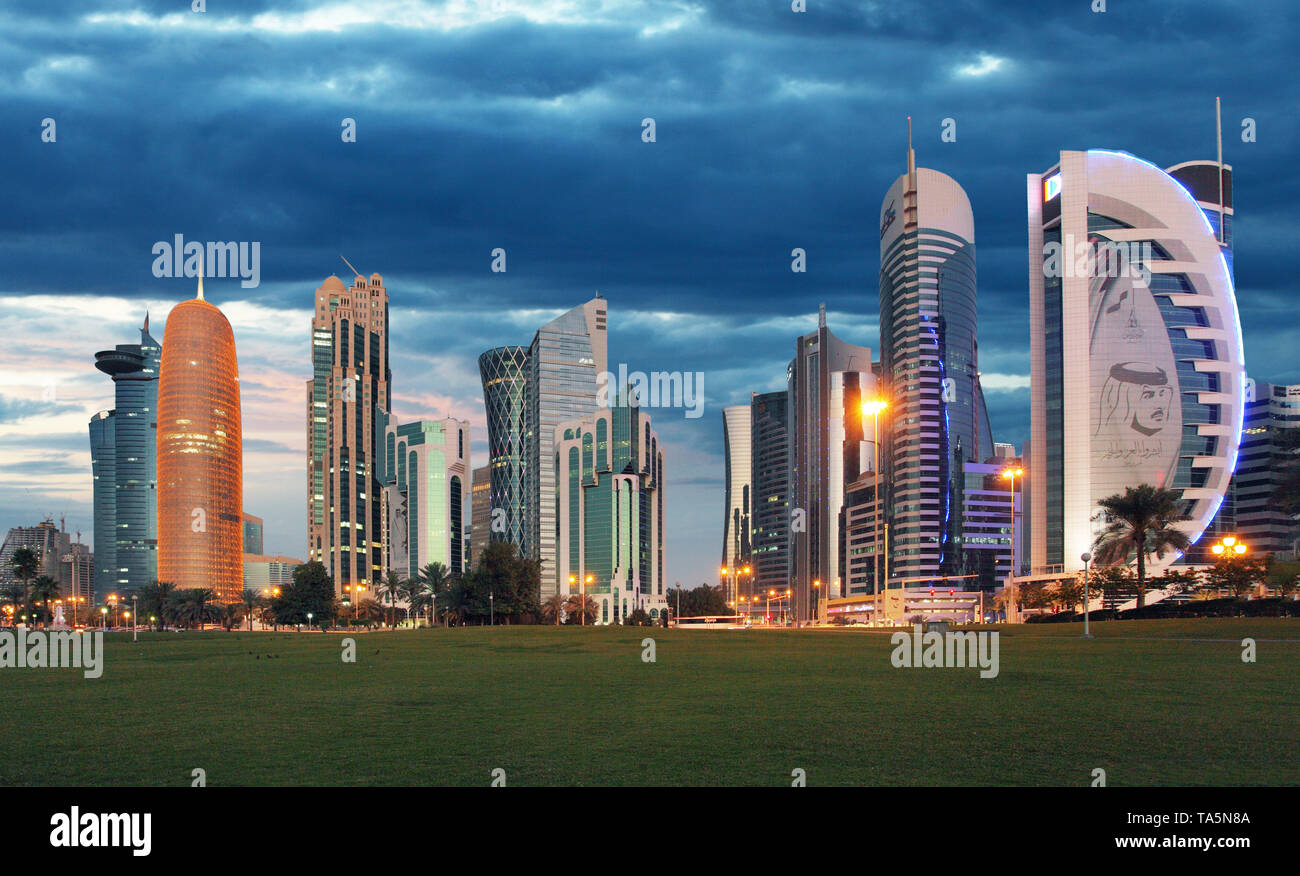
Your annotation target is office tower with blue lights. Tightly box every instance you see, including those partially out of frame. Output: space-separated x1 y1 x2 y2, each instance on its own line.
878 135 993 592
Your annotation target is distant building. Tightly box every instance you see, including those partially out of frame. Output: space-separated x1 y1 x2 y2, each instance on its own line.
157 276 244 603
0 519 94 610
788 307 877 621
90 315 161 595
243 554 302 593
554 387 666 625
720 405 751 601
1234 380 1300 558
242 513 263 556
378 412 470 580
749 390 790 602
470 464 491 567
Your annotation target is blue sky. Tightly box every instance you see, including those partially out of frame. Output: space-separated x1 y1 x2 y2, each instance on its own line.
1 0 1295 587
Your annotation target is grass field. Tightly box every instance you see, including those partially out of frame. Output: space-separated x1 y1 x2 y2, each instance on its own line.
2 618 1297 786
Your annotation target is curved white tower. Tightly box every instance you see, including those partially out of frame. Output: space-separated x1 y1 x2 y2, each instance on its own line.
1027 149 1244 576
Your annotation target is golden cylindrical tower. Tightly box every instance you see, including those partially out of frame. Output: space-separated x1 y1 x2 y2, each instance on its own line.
156 280 243 603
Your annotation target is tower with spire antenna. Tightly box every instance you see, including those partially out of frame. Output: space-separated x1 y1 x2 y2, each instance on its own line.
876 120 993 601
90 312 162 596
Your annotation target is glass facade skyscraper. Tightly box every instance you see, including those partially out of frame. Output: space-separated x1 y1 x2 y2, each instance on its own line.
528 298 607 599
788 310 877 619
307 273 390 596
479 297 607 599
478 345 532 558
879 152 992 588
720 404 751 602
90 316 161 596
749 390 790 599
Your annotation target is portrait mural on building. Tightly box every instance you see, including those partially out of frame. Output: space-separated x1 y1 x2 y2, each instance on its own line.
1088 235 1182 510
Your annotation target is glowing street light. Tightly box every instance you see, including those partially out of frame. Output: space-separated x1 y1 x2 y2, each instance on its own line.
1211 535 1248 556
862 397 889 622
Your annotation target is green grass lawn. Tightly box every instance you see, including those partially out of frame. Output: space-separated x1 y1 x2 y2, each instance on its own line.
2 618 1296 786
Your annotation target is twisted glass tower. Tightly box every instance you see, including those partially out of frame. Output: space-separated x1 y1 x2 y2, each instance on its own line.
156 278 243 602
478 346 531 557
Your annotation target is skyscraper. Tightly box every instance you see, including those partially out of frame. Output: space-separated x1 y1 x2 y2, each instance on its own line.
554 386 666 624
1026 149 1244 577
90 316 161 595
378 413 470 579
788 308 877 620
720 405 751 601
879 139 992 590
749 390 790 601
156 277 243 602
307 273 390 596
528 297 607 599
479 297 607 599
478 345 531 556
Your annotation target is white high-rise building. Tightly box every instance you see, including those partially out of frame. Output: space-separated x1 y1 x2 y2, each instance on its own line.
1026 149 1244 578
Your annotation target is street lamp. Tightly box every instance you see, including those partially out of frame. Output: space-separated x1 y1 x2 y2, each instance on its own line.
862 398 889 623
1210 535 1248 556
1081 551 1093 638
1001 466 1024 622
306 611 313 632
132 595 138 643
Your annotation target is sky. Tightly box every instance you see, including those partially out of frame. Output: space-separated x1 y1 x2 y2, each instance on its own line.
1 0 1296 588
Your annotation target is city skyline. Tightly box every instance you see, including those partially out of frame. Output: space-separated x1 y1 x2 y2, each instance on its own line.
2 1 1296 588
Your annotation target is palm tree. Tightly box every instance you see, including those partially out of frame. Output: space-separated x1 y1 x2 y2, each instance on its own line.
9 546 39 611
138 581 177 630
379 570 406 630
1093 484 1191 607
563 593 598 625
172 588 219 630
419 562 450 627
28 575 61 626
241 589 263 631
541 592 566 626
354 597 385 628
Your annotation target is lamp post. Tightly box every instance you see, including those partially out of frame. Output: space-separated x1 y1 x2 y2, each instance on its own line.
489 591 494 626
132 595 138 643
306 611 313 632
1001 466 1023 623
1081 551 1093 638
862 398 889 623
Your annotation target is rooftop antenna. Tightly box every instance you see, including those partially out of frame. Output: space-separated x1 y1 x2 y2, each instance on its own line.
196 249 205 301
1215 96 1225 245
340 255 364 282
